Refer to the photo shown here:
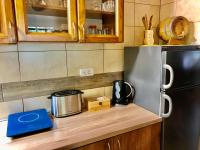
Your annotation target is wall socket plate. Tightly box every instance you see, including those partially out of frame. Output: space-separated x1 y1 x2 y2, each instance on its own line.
80 68 94 76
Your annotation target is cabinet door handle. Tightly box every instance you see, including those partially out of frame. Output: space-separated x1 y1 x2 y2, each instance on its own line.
81 24 85 41
72 22 77 40
117 139 121 150
107 142 111 150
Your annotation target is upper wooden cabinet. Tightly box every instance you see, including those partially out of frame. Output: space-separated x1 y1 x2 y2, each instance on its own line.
5 0 123 43
77 0 123 43
0 0 17 43
14 0 78 42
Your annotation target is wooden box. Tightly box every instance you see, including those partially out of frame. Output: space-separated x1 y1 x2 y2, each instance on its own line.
85 96 111 112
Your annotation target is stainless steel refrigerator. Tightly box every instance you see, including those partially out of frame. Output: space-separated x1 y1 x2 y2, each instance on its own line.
124 46 200 150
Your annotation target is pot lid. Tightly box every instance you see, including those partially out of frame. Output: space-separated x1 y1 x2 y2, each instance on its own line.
51 90 83 97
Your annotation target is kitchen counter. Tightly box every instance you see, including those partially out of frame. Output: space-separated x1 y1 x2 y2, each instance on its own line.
0 104 162 150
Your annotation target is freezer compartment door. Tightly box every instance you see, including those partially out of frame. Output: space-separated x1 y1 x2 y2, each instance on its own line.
162 86 200 150
163 49 200 90
162 64 174 90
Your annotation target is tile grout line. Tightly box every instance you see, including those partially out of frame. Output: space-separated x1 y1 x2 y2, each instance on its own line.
17 43 24 112
65 43 69 77
134 1 136 46
17 43 22 82
0 84 4 102
22 98 25 112
103 44 105 73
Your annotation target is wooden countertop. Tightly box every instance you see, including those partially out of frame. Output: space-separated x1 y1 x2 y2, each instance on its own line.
0 104 162 150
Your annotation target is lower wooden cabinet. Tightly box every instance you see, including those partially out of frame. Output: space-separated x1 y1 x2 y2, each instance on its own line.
74 123 161 150
74 138 113 150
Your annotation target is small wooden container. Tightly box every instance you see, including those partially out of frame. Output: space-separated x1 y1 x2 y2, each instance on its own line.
85 96 111 112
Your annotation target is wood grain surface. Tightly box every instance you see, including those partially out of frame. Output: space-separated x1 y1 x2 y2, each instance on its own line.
2 71 123 102
0 104 162 150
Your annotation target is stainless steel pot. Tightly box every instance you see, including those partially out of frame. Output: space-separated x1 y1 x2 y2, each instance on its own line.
49 90 83 118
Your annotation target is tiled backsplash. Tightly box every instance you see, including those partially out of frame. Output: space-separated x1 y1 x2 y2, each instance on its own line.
160 0 200 44
0 0 162 119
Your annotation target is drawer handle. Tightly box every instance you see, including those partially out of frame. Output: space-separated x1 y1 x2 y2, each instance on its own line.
107 142 111 150
117 139 121 149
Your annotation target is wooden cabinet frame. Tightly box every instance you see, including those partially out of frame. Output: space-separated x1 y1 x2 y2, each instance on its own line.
14 0 78 42
77 0 124 43
0 0 16 43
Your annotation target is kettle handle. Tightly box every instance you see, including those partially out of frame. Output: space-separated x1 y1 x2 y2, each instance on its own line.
124 82 133 98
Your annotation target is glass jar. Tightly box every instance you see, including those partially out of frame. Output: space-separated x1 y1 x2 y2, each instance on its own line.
88 25 97 35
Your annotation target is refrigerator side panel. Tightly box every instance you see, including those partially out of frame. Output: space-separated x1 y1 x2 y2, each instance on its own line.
124 46 162 115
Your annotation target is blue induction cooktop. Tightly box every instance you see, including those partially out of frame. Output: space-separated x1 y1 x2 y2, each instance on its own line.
7 109 53 137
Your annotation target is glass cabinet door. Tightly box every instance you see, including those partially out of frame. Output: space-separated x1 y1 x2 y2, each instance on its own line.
77 0 123 43
0 0 16 43
14 0 77 41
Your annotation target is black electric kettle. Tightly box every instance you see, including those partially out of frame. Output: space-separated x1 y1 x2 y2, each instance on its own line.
111 80 135 105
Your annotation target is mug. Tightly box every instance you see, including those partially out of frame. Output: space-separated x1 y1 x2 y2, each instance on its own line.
112 80 135 105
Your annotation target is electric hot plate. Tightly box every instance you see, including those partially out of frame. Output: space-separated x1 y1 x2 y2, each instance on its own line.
7 109 53 137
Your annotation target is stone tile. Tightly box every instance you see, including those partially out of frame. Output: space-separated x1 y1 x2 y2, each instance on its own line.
104 50 124 73
0 100 23 119
0 52 20 83
0 85 3 102
0 44 17 52
2 72 123 101
125 0 134 2
74 72 123 90
193 22 200 45
2 77 75 101
176 0 200 22
66 43 104 50
124 26 134 46
104 86 113 99
83 87 105 99
124 2 134 26
18 42 66 51
103 43 125 50
23 96 51 112
161 0 176 5
160 2 176 21
67 50 103 76
135 4 160 27
19 51 67 81
135 0 160 5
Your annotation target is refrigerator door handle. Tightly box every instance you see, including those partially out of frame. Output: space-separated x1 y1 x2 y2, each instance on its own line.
162 64 174 90
160 94 173 118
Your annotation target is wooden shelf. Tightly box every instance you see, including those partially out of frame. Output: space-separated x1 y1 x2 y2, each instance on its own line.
28 4 67 17
86 9 115 19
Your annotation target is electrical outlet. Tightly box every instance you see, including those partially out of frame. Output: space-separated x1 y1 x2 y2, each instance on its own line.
80 68 94 76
